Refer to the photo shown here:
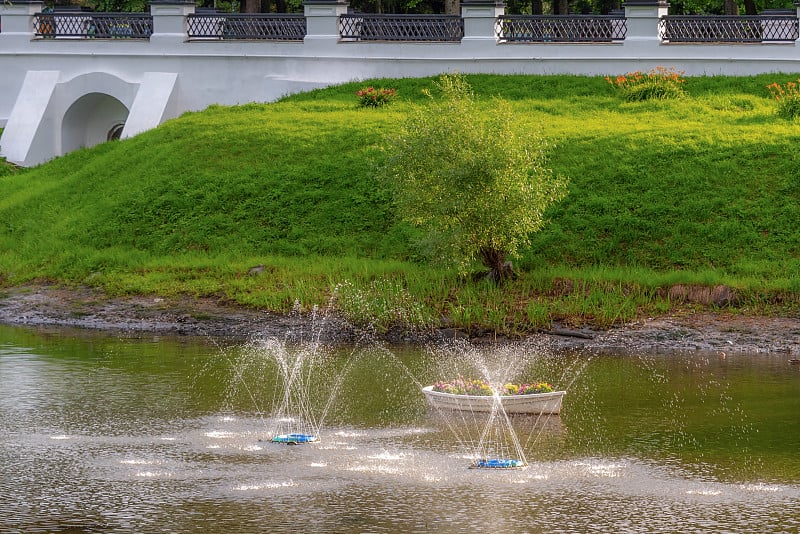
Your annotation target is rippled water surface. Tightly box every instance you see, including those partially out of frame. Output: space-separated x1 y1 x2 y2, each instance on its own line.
1 324 798 533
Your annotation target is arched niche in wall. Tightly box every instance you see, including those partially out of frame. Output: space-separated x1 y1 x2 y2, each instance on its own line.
61 93 129 155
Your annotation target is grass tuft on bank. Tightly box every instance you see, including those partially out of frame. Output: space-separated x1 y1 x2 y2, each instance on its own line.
1 74 798 334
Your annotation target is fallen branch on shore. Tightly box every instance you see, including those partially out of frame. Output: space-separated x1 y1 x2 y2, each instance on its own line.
536 328 595 340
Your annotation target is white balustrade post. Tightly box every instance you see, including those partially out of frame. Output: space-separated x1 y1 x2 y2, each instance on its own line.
0 0 44 45
623 0 669 44
460 0 504 43
304 0 348 46
796 3 800 43
149 0 195 45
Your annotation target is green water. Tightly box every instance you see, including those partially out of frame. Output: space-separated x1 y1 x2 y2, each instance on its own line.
1 324 798 533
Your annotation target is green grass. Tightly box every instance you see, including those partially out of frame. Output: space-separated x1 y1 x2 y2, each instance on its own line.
1 74 798 334
0 138 17 178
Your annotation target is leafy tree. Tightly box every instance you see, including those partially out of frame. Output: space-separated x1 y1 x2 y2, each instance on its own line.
85 0 147 11
382 73 568 282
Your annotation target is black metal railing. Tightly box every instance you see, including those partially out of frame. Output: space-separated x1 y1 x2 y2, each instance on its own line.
34 12 153 39
496 15 626 42
659 15 799 42
28 10 800 44
340 14 463 41
187 13 306 40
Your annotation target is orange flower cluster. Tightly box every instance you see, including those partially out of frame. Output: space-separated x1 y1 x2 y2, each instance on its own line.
605 66 687 90
766 79 800 101
766 78 800 118
355 86 397 108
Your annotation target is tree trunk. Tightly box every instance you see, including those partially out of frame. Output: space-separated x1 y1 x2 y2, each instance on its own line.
723 0 739 15
743 0 756 15
242 0 260 13
531 0 543 14
553 0 569 15
479 246 516 284
445 0 460 15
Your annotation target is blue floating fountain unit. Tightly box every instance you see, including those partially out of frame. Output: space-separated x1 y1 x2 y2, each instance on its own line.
271 433 319 445
470 458 527 469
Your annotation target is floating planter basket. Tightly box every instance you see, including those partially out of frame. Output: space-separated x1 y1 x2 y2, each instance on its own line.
271 433 319 445
422 385 565 415
470 458 527 470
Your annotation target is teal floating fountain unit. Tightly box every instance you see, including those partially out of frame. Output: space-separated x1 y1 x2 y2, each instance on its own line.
271 433 319 445
470 458 527 469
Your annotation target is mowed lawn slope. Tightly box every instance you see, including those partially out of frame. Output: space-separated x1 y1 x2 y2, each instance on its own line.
0 74 798 332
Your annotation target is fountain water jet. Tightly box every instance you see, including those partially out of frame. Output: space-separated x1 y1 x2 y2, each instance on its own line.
224 304 365 445
422 339 592 469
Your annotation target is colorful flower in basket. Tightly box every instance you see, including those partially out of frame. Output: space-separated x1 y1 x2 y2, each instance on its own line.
516 382 555 395
432 378 554 396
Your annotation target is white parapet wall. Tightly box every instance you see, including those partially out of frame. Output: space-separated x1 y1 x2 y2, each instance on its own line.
1 0 800 166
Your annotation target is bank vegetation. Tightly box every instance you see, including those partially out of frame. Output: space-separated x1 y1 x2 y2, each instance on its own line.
0 74 798 336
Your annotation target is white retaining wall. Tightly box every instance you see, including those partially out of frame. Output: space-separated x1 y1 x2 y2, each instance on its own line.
1 0 800 166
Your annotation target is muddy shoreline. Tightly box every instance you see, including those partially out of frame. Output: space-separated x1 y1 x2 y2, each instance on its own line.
0 285 798 355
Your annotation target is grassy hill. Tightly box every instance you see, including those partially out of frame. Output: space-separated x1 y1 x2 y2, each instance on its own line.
1 74 798 334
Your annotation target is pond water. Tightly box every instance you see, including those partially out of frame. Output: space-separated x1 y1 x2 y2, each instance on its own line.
1 324 799 533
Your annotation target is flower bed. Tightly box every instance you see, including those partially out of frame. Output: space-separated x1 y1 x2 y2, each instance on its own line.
767 78 800 119
431 378 554 396
355 86 397 108
606 66 686 102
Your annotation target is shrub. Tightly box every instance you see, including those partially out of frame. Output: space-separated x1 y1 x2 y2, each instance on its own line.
766 79 800 119
382 73 568 282
606 66 687 102
355 86 397 108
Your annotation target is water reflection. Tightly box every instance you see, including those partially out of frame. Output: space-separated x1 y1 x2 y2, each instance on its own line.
0 324 798 533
